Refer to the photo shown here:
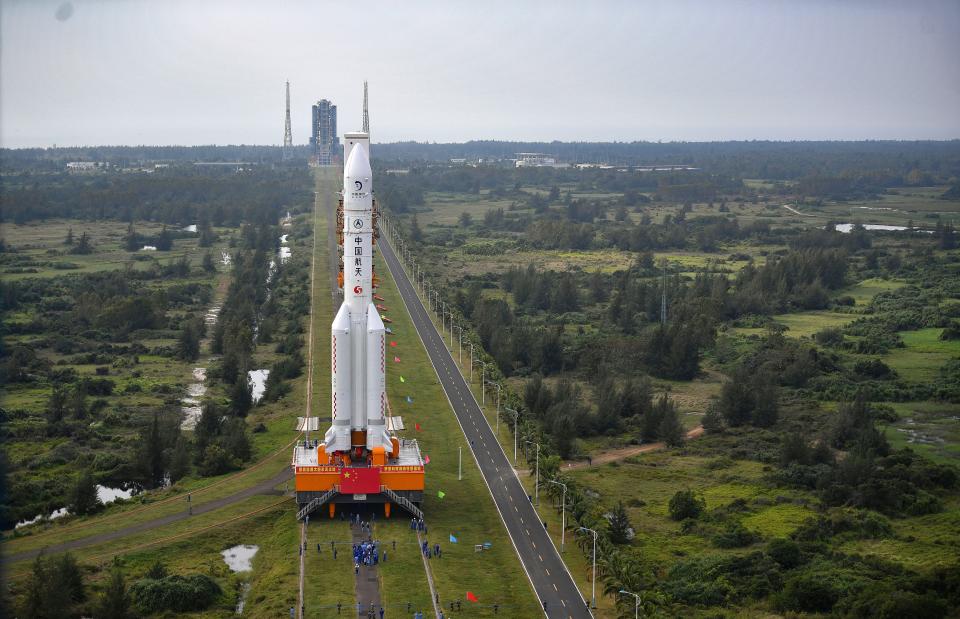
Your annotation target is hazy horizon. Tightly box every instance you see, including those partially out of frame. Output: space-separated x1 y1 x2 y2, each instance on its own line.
2 0 959 148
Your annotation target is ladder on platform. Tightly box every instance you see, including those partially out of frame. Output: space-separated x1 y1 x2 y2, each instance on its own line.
297 487 338 520
381 486 423 520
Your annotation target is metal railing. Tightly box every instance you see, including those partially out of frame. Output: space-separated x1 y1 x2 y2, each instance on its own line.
380 486 424 520
296 487 339 520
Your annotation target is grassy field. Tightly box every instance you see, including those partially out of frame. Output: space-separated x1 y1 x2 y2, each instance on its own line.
0 219 231 280
882 328 960 382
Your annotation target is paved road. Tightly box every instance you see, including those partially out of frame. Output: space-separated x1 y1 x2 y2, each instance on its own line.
378 232 592 619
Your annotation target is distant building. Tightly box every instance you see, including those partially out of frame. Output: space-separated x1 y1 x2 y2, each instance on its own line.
66 161 108 172
514 153 568 168
310 99 339 166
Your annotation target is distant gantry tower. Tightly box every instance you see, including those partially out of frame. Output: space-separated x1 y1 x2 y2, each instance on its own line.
362 80 370 135
282 81 293 160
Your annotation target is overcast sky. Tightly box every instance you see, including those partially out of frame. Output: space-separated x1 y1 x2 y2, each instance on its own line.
2 0 958 147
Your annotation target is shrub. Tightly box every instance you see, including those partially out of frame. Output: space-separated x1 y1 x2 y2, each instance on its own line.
669 489 705 521
766 538 803 569
712 521 760 548
776 572 840 613
131 574 221 613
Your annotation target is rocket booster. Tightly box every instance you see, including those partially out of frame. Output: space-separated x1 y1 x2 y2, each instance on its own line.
325 141 391 454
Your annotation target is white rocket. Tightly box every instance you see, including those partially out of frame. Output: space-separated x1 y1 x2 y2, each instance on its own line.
324 137 392 454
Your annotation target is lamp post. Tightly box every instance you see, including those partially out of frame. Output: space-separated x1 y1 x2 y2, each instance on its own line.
504 407 519 463
579 527 598 608
525 441 540 505
485 381 502 434
469 344 476 383
547 480 567 551
619 590 641 619
479 362 487 405
452 325 463 365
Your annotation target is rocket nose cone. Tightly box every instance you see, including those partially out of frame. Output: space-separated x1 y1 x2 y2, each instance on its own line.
345 142 372 180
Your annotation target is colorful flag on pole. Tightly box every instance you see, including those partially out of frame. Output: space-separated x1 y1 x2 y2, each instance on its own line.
389 341 397 347
466 592 478 603
415 422 421 431
437 489 445 499
424 455 431 465
394 356 401 363
399 376 406 383
449 533 458 543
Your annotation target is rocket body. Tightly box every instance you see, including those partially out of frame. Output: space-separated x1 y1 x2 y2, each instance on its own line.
325 141 390 454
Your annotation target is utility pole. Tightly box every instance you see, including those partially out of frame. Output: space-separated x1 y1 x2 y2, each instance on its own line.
661 259 667 325
526 441 540 505
362 80 370 135
282 80 293 161
580 527 598 608
547 480 568 551
505 407 519 463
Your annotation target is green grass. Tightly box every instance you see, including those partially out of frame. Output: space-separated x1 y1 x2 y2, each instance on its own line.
840 277 906 306
837 500 960 571
883 328 959 382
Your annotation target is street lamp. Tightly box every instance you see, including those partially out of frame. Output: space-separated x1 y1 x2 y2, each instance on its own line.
619 590 641 619
452 325 463 364
504 407 519 463
479 362 487 405
469 344 476 383
485 381 502 434
547 480 567 552
525 441 540 506
579 527 598 608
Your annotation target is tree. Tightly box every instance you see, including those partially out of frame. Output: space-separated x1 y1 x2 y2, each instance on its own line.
229 374 253 416
202 251 216 273
46 385 69 425
123 223 140 252
658 398 685 447
668 489 705 521
458 211 473 227
156 226 173 251
701 403 725 434
95 562 134 619
137 413 166 489
608 501 633 544
71 232 94 255
20 553 87 618
176 319 201 361
409 215 423 243
71 469 102 516
64 227 75 245
68 385 87 419
167 437 191 483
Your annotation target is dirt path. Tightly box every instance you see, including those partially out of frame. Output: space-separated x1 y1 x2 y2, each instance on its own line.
563 426 705 471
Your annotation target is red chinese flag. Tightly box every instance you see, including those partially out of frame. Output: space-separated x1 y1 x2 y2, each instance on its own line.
389 341 397 347
339 467 381 494
415 422 421 431
466 591 478 603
